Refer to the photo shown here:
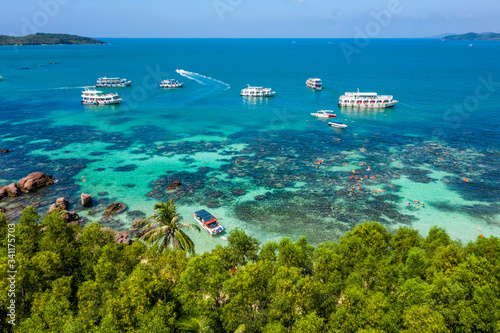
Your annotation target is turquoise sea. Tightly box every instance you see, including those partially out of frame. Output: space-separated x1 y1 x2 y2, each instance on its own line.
1 38 499 252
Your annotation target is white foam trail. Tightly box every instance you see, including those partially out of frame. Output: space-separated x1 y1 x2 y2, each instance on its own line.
176 69 230 90
178 71 205 85
220 236 228 241
398 102 416 109
26 86 86 92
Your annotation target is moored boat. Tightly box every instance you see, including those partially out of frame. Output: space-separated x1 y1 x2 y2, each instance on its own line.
338 89 398 108
95 77 132 87
311 110 336 118
194 209 224 236
159 79 183 88
81 87 122 105
306 78 323 90
328 121 347 128
240 85 275 97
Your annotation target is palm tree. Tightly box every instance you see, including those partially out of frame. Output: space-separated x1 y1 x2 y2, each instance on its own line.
138 199 200 254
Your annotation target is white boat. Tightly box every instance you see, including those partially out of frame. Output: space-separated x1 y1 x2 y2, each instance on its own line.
311 110 336 118
81 87 122 105
159 79 183 88
328 121 347 128
95 77 132 87
240 85 275 97
194 209 224 236
338 89 398 108
306 78 323 90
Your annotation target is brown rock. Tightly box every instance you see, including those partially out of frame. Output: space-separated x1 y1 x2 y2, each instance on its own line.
47 203 57 215
115 230 131 244
0 183 20 200
132 218 144 228
5 183 20 197
104 202 127 217
101 227 131 245
17 172 54 193
56 197 69 210
167 180 182 190
67 220 80 227
81 193 93 207
63 211 80 224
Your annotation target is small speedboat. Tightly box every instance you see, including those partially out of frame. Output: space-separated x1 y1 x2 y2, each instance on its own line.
194 209 224 236
328 121 347 128
311 110 336 118
159 79 183 88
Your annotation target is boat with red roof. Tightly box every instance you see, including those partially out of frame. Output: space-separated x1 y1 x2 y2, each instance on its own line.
194 209 224 236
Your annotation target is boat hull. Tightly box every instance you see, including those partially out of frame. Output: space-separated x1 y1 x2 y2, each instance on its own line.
97 100 121 105
328 122 347 128
338 101 398 108
306 84 323 91
159 85 183 88
311 113 335 118
82 101 121 105
95 81 132 88
240 93 274 97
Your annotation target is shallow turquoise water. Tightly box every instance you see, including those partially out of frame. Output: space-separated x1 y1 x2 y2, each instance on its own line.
1 39 499 252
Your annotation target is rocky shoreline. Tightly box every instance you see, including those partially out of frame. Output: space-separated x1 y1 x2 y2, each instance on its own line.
0 171 134 245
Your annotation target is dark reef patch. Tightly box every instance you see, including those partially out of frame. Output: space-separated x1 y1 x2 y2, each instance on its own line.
114 164 138 172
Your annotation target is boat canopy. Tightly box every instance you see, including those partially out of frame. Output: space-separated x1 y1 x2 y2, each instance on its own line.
344 92 377 97
195 209 217 223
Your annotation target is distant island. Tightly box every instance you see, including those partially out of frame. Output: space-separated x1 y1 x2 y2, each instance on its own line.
443 32 500 41
0 33 106 46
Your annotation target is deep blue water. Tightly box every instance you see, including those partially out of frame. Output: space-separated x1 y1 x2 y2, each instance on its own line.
1 38 499 250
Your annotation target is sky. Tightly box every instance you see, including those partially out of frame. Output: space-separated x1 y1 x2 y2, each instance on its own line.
0 0 498 38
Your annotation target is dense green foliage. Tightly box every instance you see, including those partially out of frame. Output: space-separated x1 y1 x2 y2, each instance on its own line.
443 32 500 41
1 208 500 332
0 33 106 45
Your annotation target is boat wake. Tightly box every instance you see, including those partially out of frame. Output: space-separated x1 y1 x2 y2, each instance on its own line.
398 101 415 109
30 86 86 91
176 69 230 90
